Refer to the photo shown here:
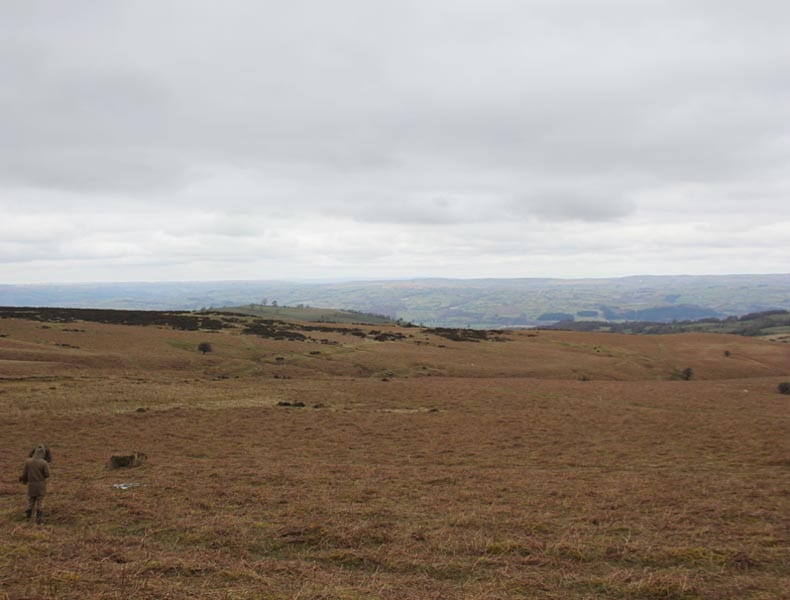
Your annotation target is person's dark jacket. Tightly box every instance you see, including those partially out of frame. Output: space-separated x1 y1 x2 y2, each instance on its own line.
20 445 50 497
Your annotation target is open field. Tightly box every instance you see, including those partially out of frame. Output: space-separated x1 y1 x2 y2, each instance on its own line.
1 312 789 599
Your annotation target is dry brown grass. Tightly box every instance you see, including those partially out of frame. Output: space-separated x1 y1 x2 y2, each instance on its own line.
1 316 789 599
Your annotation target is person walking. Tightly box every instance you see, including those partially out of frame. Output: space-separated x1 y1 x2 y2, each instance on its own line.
20 444 51 524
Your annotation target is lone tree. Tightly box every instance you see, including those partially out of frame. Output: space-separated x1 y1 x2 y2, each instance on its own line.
778 382 790 395
198 342 213 354
680 367 694 381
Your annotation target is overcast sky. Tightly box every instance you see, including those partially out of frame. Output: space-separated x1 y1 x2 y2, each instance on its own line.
2 0 789 284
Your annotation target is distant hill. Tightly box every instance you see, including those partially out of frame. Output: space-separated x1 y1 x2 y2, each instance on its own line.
219 304 396 325
544 309 790 341
2 274 789 328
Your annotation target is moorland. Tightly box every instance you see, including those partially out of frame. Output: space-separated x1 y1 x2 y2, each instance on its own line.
1 307 789 599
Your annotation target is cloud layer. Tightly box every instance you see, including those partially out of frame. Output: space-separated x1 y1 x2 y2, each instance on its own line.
2 0 789 283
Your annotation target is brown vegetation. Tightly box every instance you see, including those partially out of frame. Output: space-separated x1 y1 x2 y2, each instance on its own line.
1 311 789 598
108 452 148 470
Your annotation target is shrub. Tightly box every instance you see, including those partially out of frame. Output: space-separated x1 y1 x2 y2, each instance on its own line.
197 342 213 354
667 367 695 381
778 382 790 395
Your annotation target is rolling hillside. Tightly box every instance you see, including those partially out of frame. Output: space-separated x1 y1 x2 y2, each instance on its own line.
1 307 789 599
2 306 790 384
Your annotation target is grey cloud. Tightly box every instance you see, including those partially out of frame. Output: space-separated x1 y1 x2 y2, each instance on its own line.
0 51 183 193
513 190 635 223
1 0 789 282
6 0 789 193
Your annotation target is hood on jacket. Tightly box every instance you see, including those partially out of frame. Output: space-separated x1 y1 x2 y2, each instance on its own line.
30 445 52 462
